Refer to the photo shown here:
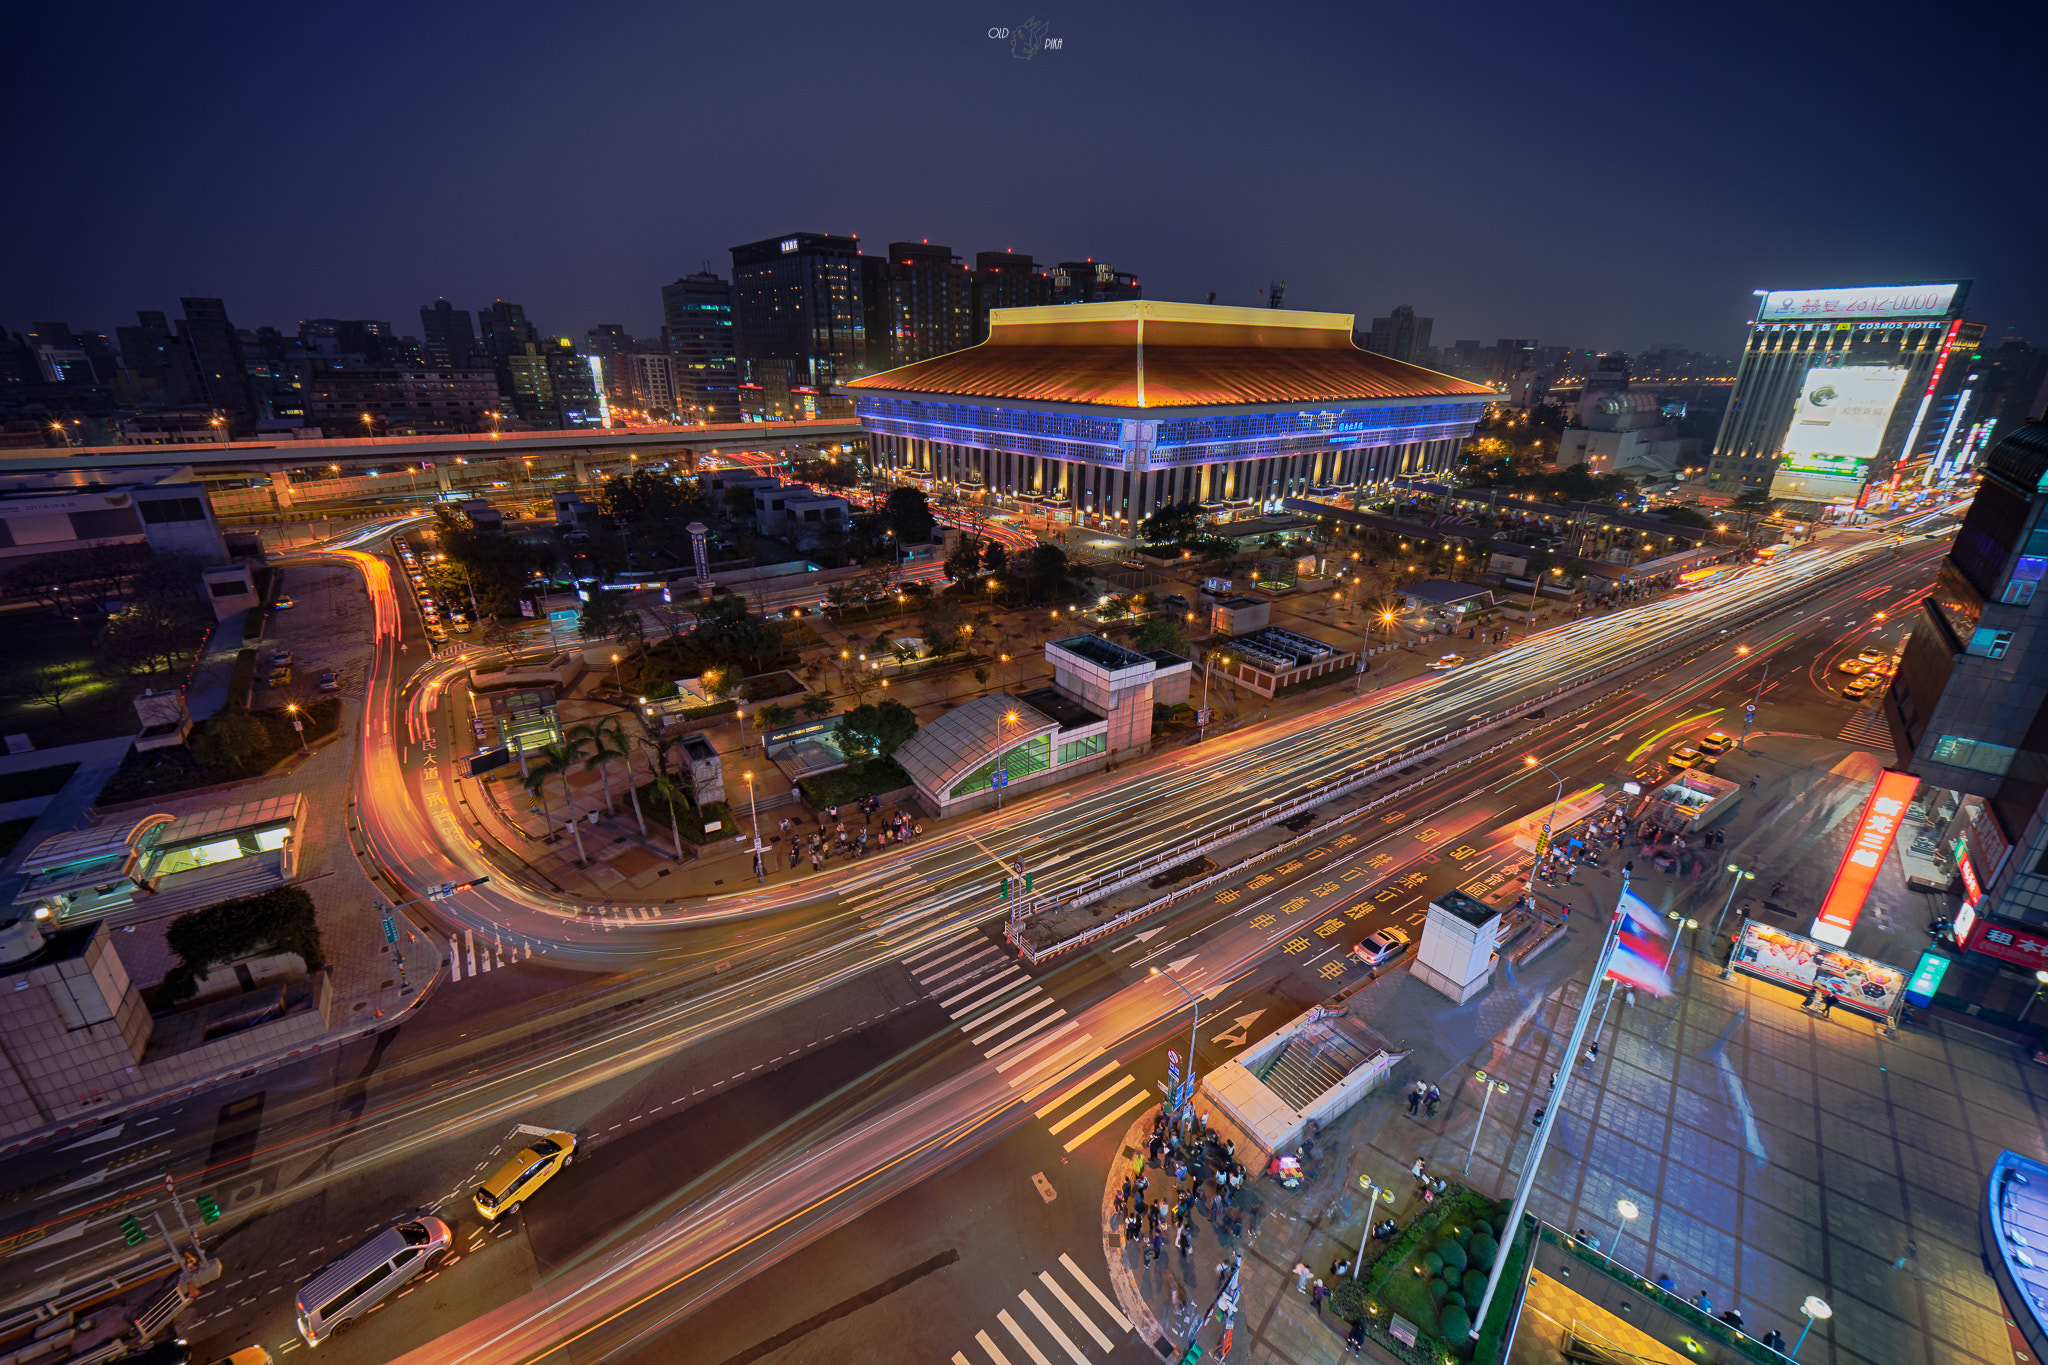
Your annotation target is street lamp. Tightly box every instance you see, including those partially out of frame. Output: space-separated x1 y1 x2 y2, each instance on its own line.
743 771 765 882
993 709 1018 810
2019 970 2048 1025
209 414 227 445
286 702 309 755
611 652 623 694
1789 1296 1832 1359
1711 864 1755 947
1199 652 1230 742
1523 755 1565 906
1149 965 1200 1122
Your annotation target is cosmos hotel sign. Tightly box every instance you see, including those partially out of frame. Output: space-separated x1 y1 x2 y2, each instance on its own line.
1810 770 1920 946
1758 283 1961 323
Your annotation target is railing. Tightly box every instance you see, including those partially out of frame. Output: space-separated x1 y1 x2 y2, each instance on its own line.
1009 549 1884 963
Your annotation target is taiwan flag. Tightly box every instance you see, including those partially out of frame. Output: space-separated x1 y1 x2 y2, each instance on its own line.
1605 887 1673 997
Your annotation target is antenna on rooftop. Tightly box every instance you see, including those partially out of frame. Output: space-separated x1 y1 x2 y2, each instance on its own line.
1268 281 1286 309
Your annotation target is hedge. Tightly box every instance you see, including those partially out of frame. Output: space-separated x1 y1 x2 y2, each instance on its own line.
227 648 258 704
0 763 80 803
798 759 913 808
161 885 324 1004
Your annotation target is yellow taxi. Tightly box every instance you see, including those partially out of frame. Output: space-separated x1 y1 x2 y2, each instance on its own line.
474 1131 576 1221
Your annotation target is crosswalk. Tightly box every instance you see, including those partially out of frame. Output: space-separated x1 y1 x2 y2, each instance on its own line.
445 929 534 981
948 1252 1131 1365
588 905 671 930
902 934 1149 1153
1839 710 1894 749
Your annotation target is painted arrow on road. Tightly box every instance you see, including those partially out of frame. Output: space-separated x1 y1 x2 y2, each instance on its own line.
1210 1010 1267 1048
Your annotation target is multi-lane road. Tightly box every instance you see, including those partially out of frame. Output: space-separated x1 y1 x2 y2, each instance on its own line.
0 515 1946 1364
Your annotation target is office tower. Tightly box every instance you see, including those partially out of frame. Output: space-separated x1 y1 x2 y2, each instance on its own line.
969 251 1052 343
662 270 740 423
1707 281 1979 504
862 242 974 372
730 233 865 387
116 311 199 405
420 300 479 369
175 297 258 418
1362 305 1434 366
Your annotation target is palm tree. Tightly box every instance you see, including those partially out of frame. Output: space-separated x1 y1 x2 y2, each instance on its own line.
649 767 688 858
573 714 645 838
524 739 589 863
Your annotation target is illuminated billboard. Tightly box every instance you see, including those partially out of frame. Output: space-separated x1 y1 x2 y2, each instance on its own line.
1812 769 1920 946
1759 283 1961 323
1782 366 1910 476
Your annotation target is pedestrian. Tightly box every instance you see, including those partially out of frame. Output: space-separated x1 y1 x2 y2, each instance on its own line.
1692 1291 1713 1315
1115 1177 1130 1216
1294 1261 1313 1293
1426 1084 1440 1117
1149 1228 1165 1266
1406 1082 1421 1116
1819 989 1835 1018
1894 1240 1918 1270
1134 1171 1149 1202
1411 1157 1426 1180
1125 1211 1141 1245
1310 1279 1327 1316
1217 1260 1231 1290
1750 775 1758 790
1346 1318 1367 1355
1655 1273 1675 1294
1178 1222 1194 1260
1155 1198 1168 1231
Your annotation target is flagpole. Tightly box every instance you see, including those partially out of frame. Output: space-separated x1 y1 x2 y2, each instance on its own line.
1466 869 1634 1344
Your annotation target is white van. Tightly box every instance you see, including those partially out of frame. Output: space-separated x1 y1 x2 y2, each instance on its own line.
294 1216 452 1345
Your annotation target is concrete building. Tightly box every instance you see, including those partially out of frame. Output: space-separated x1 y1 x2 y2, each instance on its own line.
1048 260 1139 306
969 251 1053 343
850 300 1491 534
730 233 866 389
0 466 227 564
661 271 741 423
200 562 257 619
0 922 152 1134
1212 626 1354 698
1361 304 1432 366
862 242 975 371
419 299 480 369
1554 391 1703 483
751 482 851 548
302 363 498 435
1709 281 1981 505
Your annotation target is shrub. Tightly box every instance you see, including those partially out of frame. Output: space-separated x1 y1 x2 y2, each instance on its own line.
1423 1252 1444 1277
1329 1279 1369 1323
1439 1238 1468 1273
160 886 324 1004
1439 1307 1473 1351
1442 1288 1465 1312
1462 1268 1489 1301
1469 1234 1498 1270
1427 1278 1448 1306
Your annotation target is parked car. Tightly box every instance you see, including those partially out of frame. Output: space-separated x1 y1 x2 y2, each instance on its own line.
1352 927 1411 967
317 671 340 693
265 668 291 687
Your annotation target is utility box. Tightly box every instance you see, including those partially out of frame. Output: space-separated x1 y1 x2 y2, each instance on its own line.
1411 889 1503 1005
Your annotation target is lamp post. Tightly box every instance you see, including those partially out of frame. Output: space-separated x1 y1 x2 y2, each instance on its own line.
1711 863 1755 948
286 703 308 755
1149 965 1200 1122
1789 1296 1832 1359
1735 644 1768 748
993 709 1017 810
611 652 623 694
743 771 765 883
2019 969 2048 1025
1522 755 1566 907
209 414 227 445
1464 1072 1510 1174
1199 652 1229 742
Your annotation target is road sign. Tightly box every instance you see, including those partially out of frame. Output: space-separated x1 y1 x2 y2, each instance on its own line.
992 771 1009 788
467 747 513 777
1196 708 1212 728
1745 702 1756 716
549 609 578 624
381 915 397 945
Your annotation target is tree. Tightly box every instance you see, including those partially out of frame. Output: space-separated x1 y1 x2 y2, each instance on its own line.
982 541 1008 576
884 486 936 543
1523 549 1554 577
973 665 991 692
578 588 641 647
701 666 740 701
568 716 632 823
836 700 919 761
920 597 969 653
192 706 265 770
1659 506 1715 530
1128 616 1189 654
1732 488 1778 513
598 468 710 528
160 886 324 1003
799 693 832 719
0 665 84 721
1139 500 1206 547
524 741 588 862
943 536 986 584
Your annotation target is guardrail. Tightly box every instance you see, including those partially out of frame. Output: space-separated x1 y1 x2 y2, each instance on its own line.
1009 550 1886 963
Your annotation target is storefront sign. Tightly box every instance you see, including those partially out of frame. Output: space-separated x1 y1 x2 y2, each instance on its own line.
1961 919 2048 970
1730 920 1907 1020
1955 838 1983 907
1953 901 1978 947
1905 951 1951 1008
1812 770 1920 946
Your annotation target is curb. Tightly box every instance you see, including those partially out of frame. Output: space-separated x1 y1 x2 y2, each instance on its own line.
1100 1106 1171 1354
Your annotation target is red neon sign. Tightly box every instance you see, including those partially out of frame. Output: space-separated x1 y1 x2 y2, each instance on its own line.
1812 770 1920 945
1957 847 1983 907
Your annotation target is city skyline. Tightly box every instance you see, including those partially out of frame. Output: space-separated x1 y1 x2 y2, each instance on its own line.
8 0 2042 357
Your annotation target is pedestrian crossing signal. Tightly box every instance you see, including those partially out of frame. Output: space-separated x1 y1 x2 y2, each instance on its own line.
196 1194 221 1224
119 1215 144 1247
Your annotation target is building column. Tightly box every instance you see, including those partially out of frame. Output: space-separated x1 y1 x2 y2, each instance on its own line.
572 456 590 486
270 470 294 510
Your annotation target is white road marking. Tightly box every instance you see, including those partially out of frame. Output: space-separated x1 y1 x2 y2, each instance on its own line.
1037 1271 1111 1351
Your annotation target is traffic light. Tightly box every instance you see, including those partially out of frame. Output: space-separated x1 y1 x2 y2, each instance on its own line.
196 1194 221 1224
1023 872 1034 893
999 877 1010 900
118 1215 144 1247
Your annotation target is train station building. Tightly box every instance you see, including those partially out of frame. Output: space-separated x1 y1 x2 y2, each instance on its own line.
847 300 1494 535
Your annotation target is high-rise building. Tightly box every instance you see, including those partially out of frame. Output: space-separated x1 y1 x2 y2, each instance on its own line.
626 352 684 419
661 271 740 423
1707 281 1979 505
175 297 258 420
1881 420 2048 1008
420 300 479 369
862 242 974 372
304 363 499 435
298 318 400 362
1361 305 1433 367
969 251 1052 343
1048 260 1139 306
115 311 199 406
478 301 539 367
1979 337 2048 454
730 233 865 389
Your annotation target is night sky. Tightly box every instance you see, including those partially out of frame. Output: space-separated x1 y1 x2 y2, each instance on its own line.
10 0 2043 357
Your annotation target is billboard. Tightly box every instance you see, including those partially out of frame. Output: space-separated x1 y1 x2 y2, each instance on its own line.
1729 921 1906 1020
1759 283 1962 323
1781 366 1911 477
1811 769 1920 946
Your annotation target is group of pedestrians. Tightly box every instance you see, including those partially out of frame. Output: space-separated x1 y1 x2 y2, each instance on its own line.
1403 1080 1441 1118
1116 1111 1257 1269
777 799 924 872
